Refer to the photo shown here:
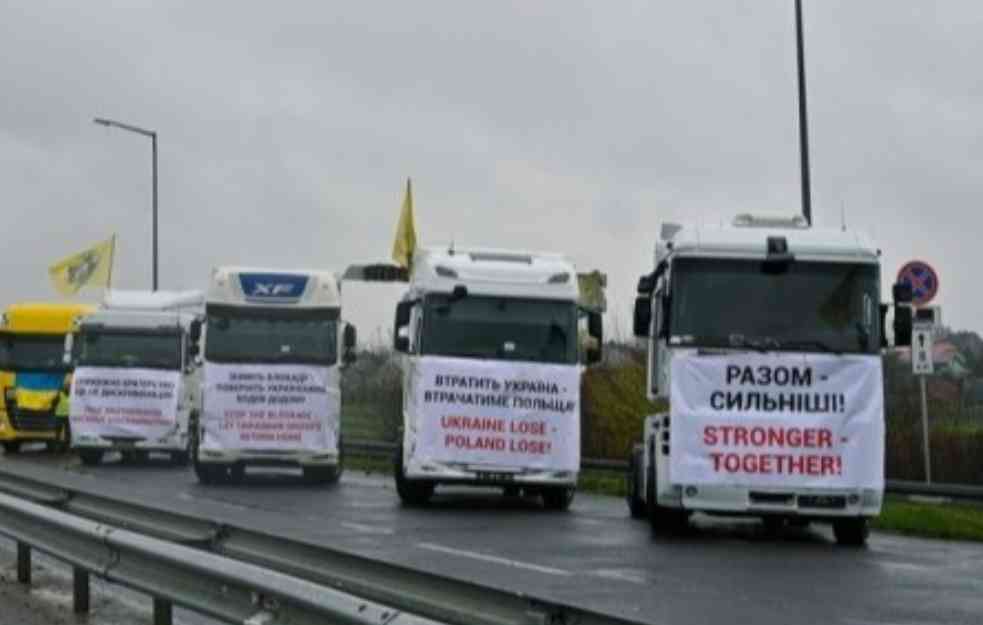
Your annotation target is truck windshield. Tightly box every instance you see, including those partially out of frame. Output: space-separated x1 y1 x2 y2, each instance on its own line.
420 295 578 364
78 330 182 370
671 258 880 354
0 334 69 372
204 306 338 365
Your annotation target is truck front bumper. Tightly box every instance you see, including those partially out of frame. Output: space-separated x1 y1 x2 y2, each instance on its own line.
672 484 882 518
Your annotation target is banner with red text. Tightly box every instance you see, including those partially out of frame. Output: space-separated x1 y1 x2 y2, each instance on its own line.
669 353 883 490
411 356 580 471
201 363 338 453
70 367 181 441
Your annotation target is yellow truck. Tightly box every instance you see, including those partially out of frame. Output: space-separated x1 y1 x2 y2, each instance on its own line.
0 302 93 453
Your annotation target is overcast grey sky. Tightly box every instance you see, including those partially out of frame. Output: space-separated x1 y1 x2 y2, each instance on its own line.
1 1 980 342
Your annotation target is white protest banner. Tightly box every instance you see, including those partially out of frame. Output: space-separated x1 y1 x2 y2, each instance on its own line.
411 356 580 472
669 353 884 490
201 363 338 453
70 367 181 440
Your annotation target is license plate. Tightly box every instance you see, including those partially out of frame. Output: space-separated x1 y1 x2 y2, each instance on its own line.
475 472 514 483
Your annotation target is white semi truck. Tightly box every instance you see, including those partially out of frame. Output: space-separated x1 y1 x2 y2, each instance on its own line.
69 290 204 465
194 267 356 484
626 213 913 545
390 246 603 509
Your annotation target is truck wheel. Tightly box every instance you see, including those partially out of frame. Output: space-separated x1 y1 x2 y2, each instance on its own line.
394 449 434 506
47 422 71 454
194 462 218 484
2 441 21 455
303 465 341 484
833 518 869 547
542 487 575 511
646 446 688 534
626 446 645 519
79 450 103 466
171 449 191 466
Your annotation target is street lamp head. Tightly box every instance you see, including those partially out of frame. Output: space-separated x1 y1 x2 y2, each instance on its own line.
93 118 112 127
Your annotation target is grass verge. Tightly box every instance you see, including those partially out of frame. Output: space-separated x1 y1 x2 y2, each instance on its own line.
873 497 983 542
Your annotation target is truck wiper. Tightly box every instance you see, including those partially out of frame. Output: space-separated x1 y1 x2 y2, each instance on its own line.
777 339 841 355
727 335 775 353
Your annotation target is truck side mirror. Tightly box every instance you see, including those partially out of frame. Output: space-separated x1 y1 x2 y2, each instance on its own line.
394 301 413 353
633 296 651 338
659 295 672 339
892 282 913 347
189 318 203 343
343 324 358 365
586 310 603 365
879 304 889 349
63 333 74 366
894 306 913 347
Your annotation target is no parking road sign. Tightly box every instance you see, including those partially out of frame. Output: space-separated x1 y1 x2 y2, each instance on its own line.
897 260 939 307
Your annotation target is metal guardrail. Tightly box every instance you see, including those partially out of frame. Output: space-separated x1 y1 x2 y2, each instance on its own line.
344 438 983 502
0 464 645 625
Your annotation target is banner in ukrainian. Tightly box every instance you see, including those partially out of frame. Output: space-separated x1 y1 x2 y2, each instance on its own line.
200 363 339 453
669 353 884 490
411 356 581 471
70 367 181 440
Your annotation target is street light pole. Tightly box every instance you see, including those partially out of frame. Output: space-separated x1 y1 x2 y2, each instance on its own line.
794 0 813 226
93 117 159 291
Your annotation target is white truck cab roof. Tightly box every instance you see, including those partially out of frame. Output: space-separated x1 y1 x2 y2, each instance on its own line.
409 246 580 301
657 213 880 265
80 290 205 332
207 266 341 309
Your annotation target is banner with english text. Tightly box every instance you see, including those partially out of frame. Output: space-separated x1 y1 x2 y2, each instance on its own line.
201 363 339 453
70 367 181 441
669 352 883 490
410 356 581 472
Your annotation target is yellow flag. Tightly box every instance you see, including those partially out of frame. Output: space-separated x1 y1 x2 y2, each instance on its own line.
391 178 417 269
48 235 115 296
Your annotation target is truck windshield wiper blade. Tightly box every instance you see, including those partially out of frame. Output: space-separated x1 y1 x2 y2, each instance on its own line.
778 339 841 354
726 335 776 353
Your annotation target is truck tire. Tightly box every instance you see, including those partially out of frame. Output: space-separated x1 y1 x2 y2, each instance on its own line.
79 449 103 466
646 444 688 534
47 421 71 454
833 517 869 547
542 486 576 511
171 448 191 466
2 441 21 455
303 465 341 484
626 446 645 519
394 448 434 506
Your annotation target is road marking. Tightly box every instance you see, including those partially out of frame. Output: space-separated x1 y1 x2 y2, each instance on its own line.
591 569 647 585
416 543 572 576
341 522 394 535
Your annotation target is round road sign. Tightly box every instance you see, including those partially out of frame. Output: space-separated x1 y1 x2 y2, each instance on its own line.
897 260 939 306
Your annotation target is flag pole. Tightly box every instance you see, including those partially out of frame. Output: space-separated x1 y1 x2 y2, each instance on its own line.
107 234 117 291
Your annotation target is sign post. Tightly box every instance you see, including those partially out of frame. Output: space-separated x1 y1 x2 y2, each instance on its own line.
912 323 934 483
899 259 940 484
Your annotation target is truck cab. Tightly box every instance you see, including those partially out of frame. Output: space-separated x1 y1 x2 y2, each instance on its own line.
0 302 94 454
195 267 356 484
391 246 603 509
626 213 912 545
69 290 204 465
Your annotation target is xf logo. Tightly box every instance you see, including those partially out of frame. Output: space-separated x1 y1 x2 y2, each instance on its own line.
251 283 295 296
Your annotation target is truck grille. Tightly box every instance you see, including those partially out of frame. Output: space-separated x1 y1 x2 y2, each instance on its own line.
8 409 58 432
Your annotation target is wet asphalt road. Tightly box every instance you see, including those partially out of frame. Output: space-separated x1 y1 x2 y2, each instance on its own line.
1 451 982 625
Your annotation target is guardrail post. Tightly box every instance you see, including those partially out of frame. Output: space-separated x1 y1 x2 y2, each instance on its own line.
16 542 30 584
153 597 173 625
73 568 90 613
